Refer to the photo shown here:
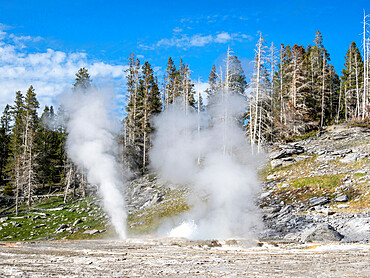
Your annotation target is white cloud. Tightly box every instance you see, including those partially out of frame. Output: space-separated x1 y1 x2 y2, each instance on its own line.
148 32 252 50
214 32 232 43
0 27 127 113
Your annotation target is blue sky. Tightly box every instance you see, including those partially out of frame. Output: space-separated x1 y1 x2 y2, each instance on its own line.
0 0 369 112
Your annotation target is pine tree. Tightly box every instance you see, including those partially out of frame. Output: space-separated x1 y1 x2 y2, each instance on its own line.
124 54 141 146
228 56 248 96
124 61 162 174
206 64 219 100
0 105 12 187
23 85 40 207
73 67 92 90
7 91 26 214
165 57 177 105
36 106 63 190
179 61 195 112
136 61 162 173
307 31 334 127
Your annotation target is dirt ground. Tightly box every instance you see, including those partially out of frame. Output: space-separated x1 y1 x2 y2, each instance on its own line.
0 239 369 277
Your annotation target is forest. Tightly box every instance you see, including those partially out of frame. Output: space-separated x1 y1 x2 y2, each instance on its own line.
0 26 369 214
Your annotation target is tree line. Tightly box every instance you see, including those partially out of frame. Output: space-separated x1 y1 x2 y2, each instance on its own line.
1 23 369 211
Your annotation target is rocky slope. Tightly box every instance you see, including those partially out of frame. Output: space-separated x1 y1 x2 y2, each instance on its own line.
260 124 370 243
0 124 369 243
126 124 370 242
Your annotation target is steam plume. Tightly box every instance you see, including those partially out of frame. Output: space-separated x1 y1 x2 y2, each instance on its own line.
151 91 262 239
62 88 127 239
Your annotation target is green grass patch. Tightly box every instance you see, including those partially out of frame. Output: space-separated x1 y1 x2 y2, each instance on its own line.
285 130 319 143
0 196 110 241
290 175 344 191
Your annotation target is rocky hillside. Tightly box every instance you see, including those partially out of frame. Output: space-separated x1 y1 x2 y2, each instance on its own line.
0 124 369 243
260 124 370 242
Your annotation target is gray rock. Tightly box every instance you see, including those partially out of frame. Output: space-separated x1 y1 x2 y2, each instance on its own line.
34 224 46 229
300 224 343 242
260 190 273 199
263 206 282 214
73 219 83 226
339 153 358 163
0 216 9 223
272 145 304 160
308 197 330 206
340 218 370 242
10 221 22 227
271 159 283 169
280 205 293 214
282 158 295 167
83 229 100 235
48 207 65 211
55 224 69 233
335 195 349 202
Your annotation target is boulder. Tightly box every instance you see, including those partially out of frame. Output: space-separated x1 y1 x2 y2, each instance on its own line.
339 153 358 163
308 197 330 206
55 224 69 233
280 205 293 214
10 221 22 227
73 219 83 226
340 218 370 242
335 195 349 202
271 159 283 169
271 145 304 160
83 229 100 235
300 224 343 242
282 157 295 167
0 216 9 223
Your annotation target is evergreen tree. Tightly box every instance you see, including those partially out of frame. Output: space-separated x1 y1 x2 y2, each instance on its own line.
23 85 40 207
124 54 141 146
73 67 92 90
124 60 162 174
206 64 219 100
165 57 177 105
340 42 364 119
163 57 195 109
0 105 12 187
136 61 162 173
6 91 26 214
228 56 248 96
36 106 64 189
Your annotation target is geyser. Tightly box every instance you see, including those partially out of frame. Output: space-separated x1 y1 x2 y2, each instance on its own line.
151 90 262 239
62 88 127 239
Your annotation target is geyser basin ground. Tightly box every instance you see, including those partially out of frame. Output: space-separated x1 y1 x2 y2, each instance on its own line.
1 239 369 277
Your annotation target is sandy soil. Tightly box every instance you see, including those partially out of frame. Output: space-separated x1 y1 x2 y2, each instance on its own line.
0 239 369 277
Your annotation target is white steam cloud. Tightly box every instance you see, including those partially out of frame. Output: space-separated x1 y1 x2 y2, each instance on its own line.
151 91 262 240
62 88 127 239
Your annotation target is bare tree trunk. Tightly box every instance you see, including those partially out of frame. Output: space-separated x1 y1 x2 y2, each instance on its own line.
64 167 72 203
15 157 20 216
320 52 326 127
362 11 369 119
253 35 262 144
345 84 348 121
27 134 33 208
355 54 360 118
337 82 342 123
280 47 284 137
197 78 201 166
